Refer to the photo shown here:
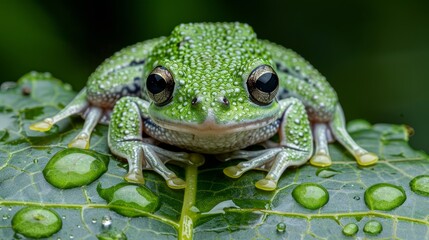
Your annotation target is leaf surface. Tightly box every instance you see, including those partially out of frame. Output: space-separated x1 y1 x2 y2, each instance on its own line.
0 73 428 239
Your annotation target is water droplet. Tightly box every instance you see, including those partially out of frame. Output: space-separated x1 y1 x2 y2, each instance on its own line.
91 218 97 224
410 175 429 196
43 148 109 189
364 183 406 210
276 222 286 233
342 223 359 236
33 159 39 164
101 215 112 229
363 220 382 235
292 183 329 210
69 235 74 239
316 168 340 178
12 207 62 238
97 229 127 240
2 214 10 220
97 183 159 217
353 196 361 200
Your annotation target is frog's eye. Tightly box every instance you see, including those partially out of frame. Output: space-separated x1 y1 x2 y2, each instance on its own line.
146 66 175 105
247 65 279 105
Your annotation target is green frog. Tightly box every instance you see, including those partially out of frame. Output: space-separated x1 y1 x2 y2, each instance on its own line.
30 22 378 191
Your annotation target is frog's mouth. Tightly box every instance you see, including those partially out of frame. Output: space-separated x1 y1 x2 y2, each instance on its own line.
150 109 279 135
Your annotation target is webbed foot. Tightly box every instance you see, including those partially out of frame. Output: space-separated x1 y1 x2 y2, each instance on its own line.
222 98 313 191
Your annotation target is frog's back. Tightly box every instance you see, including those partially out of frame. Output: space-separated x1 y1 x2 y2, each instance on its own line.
263 41 338 122
86 38 163 108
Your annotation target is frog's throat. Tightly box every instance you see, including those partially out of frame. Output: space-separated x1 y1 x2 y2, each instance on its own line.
151 109 279 136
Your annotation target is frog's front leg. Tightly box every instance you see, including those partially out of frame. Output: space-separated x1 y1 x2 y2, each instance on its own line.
108 97 204 189
223 98 313 191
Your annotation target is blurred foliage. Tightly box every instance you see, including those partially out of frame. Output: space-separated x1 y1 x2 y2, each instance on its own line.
0 0 428 151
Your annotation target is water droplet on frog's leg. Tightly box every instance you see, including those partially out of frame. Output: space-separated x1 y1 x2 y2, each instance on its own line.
342 223 359 236
410 175 429 196
292 183 329 210
363 220 383 235
276 222 286 233
11 207 62 238
364 183 406 210
101 215 112 229
353 195 360 200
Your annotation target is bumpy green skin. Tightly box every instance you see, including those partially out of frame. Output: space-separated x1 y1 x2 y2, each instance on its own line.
31 22 378 190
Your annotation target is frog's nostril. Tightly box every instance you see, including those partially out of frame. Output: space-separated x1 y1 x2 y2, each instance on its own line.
221 96 230 106
191 96 201 106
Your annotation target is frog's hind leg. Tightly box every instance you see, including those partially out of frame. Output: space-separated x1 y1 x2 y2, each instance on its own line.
329 105 378 166
29 88 89 132
30 87 105 149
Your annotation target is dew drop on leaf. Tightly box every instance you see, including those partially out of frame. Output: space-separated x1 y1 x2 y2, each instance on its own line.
97 183 159 217
292 183 329 210
342 223 358 236
97 229 127 240
12 207 62 238
276 222 286 233
410 175 429 196
43 148 109 189
363 220 382 235
364 183 406 210
316 168 340 178
101 215 112 229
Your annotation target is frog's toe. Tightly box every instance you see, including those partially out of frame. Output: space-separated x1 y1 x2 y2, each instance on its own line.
166 175 186 189
68 133 90 149
29 118 54 132
223 166 245 178
124 170 145 185
310 153 332 167
189 153 205 167
255 178 277 191
356 152 378 166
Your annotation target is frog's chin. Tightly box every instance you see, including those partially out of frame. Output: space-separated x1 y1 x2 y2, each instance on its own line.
151 111 278 135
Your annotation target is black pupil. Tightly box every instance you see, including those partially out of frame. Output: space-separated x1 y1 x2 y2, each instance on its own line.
147 74 166 94
255 73 278 93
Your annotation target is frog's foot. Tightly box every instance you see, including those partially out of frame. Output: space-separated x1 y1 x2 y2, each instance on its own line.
223 147 310 191
68 106 103 149
328 105 379 166
111 141 204 189
29 118 55 132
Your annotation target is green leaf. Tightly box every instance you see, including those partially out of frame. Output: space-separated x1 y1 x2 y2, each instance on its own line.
1 72 428 239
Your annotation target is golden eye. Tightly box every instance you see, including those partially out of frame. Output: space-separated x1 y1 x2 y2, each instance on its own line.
247 65 279 105
146 66 175 105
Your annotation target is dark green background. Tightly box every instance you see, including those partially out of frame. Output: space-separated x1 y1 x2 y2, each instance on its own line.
1 0 428 152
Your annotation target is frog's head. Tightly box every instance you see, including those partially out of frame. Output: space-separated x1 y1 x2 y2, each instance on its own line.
142 22 280 134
